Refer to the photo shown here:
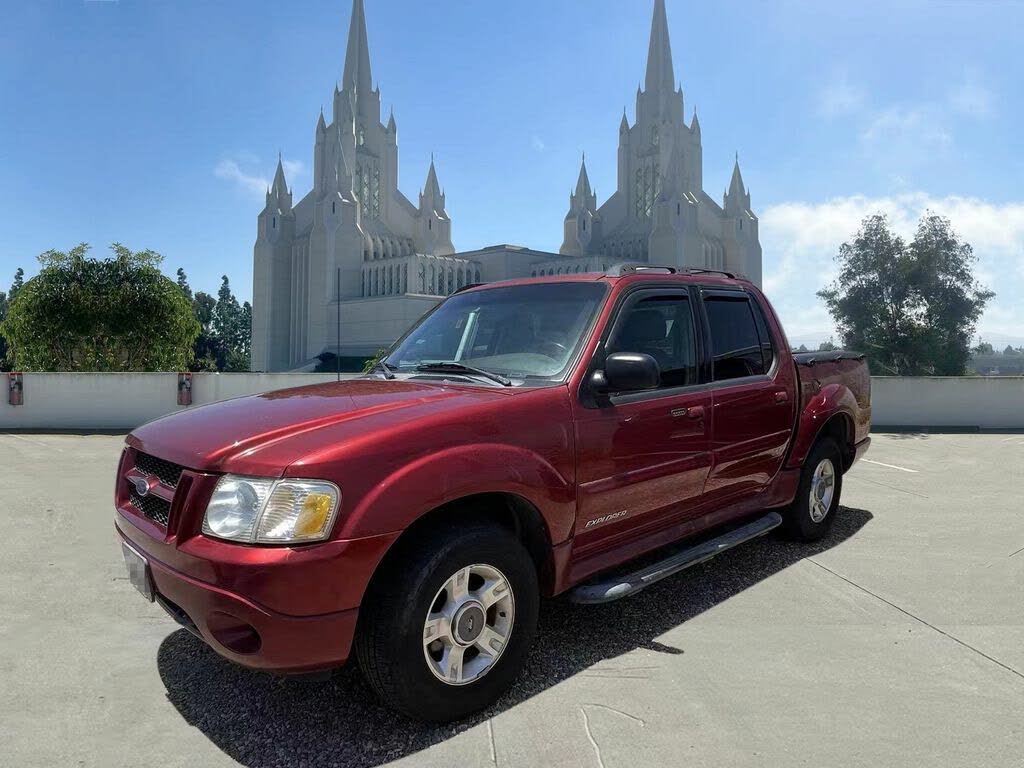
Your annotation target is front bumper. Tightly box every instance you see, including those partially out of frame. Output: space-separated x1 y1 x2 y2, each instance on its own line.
115 514 397 673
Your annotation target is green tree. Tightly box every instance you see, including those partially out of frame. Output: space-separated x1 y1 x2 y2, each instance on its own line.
1005 345 1021 357
9 268 24 301
176 267 193 302
973 341 994 355
211 275 251 371
0 244 200 371
818 339 838 352
818 214 993 375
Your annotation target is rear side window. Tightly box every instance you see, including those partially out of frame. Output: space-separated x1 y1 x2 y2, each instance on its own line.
749 297 776 373
704 295 766 381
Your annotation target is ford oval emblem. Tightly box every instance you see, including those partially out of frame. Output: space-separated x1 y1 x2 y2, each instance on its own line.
132 476 152 496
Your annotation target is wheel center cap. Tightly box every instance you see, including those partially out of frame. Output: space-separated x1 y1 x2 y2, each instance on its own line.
452 602 486 645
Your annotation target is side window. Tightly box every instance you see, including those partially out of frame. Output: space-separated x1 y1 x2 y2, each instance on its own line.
608 294 697 388
704 295 766 381
749 297 776 373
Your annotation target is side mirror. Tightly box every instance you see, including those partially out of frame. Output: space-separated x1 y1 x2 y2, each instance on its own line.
592 352 661 393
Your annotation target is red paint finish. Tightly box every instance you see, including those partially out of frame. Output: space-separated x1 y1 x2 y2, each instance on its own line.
115 270 870 673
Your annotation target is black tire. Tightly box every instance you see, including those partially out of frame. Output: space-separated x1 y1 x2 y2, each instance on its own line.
782 437 843 542
354 522 539 722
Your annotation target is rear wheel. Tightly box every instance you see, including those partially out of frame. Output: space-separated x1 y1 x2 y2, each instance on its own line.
783 438 843 541
355 523 538 722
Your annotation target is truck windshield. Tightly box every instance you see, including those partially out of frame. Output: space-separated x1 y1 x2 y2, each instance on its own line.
385 282 608 384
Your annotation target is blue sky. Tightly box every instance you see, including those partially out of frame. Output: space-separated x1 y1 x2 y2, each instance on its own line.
2 0 1023 345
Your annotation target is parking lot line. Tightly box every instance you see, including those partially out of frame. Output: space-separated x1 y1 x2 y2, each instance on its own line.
863 459 918 473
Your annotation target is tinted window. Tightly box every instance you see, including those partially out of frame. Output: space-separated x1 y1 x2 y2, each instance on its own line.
704 296 765 380
608 295 697 388
749 297 776 373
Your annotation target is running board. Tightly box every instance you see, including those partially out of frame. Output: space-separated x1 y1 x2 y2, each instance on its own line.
568 511 783 604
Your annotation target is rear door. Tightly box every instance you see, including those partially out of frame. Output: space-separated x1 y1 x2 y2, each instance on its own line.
573 287 713 554
700 289 796 502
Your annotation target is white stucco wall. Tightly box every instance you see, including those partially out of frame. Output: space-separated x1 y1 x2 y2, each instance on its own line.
870 376 1024 429
2 374 1022 431
0 373 360 431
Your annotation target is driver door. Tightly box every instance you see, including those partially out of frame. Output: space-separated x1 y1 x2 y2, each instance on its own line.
572 288 713 555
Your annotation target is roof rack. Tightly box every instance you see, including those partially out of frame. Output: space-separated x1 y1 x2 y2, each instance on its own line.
680 268 740 279
605 263 678 277
605 263 742 280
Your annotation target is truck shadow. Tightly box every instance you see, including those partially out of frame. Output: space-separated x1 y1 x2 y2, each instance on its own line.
157 506 872 768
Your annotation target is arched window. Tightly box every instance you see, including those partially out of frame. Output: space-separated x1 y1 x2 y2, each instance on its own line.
272 217 276 229
475 268 481 282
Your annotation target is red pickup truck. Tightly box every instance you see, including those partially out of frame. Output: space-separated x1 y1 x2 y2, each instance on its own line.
115 265 870 722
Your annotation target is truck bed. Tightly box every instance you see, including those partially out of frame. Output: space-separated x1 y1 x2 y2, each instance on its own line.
793 350 872 438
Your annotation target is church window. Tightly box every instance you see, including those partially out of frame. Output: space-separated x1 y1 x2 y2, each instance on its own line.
357 124 366 146
677 203 681 216
332 201 336 214
475 268 481 282
582 218 586 232
651 126 659 147
272 217 276 229
428 219 432 231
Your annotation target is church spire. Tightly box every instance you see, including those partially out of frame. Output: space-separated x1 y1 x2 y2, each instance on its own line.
574 153 593 199
424 155 442 199
724 153 751 211
342 0 373 96
644 0 675 96
272 153 288 195
420 155 446 215
268 153 292 211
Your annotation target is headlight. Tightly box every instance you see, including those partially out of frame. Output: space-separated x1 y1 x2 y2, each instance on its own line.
202 475 340 544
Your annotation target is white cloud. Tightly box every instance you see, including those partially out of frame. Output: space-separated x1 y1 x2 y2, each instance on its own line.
817 75 865 118
860 107 952 150
215 159 268 197
214 156 306 198
947 72 995 118
760 193 1024 344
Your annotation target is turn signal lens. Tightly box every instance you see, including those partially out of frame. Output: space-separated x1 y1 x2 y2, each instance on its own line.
254 480 340 543
295 493 334 536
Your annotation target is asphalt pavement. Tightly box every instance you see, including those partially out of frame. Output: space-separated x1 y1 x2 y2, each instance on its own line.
1 432 1021 767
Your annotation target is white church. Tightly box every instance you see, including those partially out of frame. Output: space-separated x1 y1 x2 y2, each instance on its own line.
251 0 762 372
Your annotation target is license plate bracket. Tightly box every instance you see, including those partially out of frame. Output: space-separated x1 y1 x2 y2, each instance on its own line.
122 542 154 602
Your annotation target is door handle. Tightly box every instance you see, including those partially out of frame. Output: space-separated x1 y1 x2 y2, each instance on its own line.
774 390 789 403
672 405 704 420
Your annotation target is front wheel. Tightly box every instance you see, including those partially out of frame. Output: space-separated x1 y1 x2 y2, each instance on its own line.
782 438 843 541
355 523 539 722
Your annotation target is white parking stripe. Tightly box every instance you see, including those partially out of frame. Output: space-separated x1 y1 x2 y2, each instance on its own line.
863 459 919 473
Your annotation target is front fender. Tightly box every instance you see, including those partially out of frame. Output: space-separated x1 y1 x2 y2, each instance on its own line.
335 443 577 544
786 383 858 469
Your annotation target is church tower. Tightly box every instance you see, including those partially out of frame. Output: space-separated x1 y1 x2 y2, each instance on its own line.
253 0 462 370
556 0 761 282
252 156 295 372
722 156 762 285
560 155 599 256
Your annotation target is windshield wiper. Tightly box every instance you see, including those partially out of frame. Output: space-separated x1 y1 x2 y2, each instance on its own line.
415 362 512 387
369 359 396 380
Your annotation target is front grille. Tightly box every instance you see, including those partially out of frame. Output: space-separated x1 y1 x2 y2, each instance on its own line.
129 490 171 527
135 452 184 489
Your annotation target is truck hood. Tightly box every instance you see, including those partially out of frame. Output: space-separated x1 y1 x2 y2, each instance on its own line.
127 378 513 476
